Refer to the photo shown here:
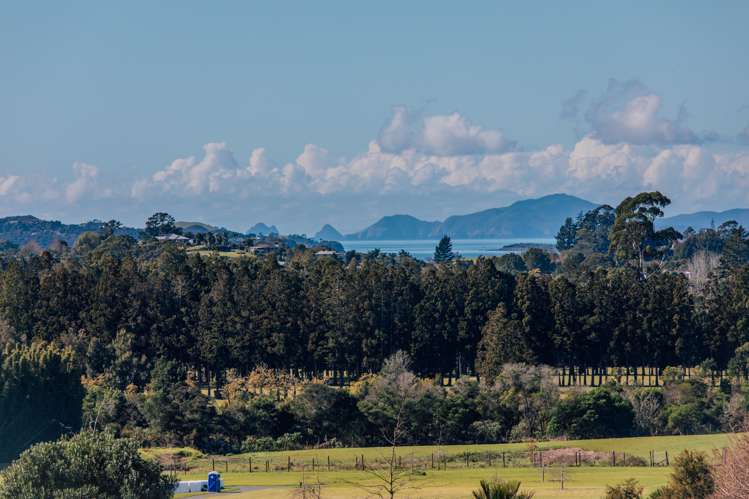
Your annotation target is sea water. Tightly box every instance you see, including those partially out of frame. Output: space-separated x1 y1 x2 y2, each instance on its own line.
341 238 555 260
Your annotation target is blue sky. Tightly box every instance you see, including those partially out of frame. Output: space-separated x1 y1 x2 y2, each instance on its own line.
1 2 749 233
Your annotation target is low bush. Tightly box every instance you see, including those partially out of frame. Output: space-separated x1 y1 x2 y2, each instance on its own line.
241 432 304 452
604 478 643 499
471 479 535 499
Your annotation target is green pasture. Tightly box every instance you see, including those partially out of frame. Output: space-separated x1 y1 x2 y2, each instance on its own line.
177 467 671 498
162 433 734 498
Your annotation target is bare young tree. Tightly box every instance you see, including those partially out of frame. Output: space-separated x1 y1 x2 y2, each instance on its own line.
686 251 720 294
352 351 424 498
627 389 664 435
711 422 749 498
358 406 413 499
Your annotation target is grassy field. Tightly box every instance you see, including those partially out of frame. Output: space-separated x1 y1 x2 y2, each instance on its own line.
186 248 249 258
177 467 671 498
161 433 734 498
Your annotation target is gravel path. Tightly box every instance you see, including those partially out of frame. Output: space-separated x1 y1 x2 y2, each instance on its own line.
183 485 276 498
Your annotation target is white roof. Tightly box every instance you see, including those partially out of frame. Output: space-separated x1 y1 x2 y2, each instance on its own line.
156 234 190 241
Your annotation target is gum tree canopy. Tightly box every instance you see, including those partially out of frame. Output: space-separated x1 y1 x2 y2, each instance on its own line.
609 192 681 273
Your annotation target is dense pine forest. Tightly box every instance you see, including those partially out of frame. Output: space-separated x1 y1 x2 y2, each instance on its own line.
1 192 749 460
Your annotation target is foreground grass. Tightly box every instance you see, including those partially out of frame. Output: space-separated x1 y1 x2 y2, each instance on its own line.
162 433 733 498
176 467 671 498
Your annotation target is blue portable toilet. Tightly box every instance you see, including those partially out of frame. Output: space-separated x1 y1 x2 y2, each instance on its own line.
207 471 221 492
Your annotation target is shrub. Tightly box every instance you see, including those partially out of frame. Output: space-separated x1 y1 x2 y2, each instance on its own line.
647 487 669 498
275 432 304 451
288 384 365 444
241 435 276 452
549 387 634 438
472 479 535 499
604 478 643 499
665 403 706 435
470 420 505 443
652 450 714 499
0 431 175 499
241 432 304 453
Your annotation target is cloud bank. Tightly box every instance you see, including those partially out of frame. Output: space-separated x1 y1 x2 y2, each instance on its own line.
1 80 748 233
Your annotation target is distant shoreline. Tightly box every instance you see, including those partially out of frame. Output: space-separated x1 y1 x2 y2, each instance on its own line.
499 242 557 252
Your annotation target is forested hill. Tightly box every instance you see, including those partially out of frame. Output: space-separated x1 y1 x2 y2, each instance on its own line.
438 193 597 238
345 194 598 240
345 214 442 240
660 208 749 231
0 215 139 247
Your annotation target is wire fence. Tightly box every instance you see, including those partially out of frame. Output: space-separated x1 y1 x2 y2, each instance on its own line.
164 447 728 475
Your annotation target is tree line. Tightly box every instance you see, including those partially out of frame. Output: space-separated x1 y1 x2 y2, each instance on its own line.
0 232 747 386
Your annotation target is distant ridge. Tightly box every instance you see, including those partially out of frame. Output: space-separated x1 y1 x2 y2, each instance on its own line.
315 224 344 241
659 209 749 231
0 215 139 247
247 222 279 235
344 194 598 240
346 215 441 240
175 221 218 234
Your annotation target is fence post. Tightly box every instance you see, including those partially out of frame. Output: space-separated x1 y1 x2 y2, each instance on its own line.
502 452 506 468
431 453 434 469
612 451 616 466
328 456 331 472
212 458 215 471
225 460 228 473
288 456 291 472
561 467 565 490
249 457 252 472
665 451 669 466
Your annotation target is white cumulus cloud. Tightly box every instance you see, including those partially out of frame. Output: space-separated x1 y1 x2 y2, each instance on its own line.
378 106 516 155
584 79 702 145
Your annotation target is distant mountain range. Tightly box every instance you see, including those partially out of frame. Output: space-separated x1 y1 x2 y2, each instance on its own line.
659 209 749 231
247 223 279 236
2 197 749 249
331 194 598 240
313 196 749 241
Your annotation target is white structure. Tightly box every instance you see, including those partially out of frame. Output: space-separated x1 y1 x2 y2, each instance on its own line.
156 234 192 243
174 477 224 493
